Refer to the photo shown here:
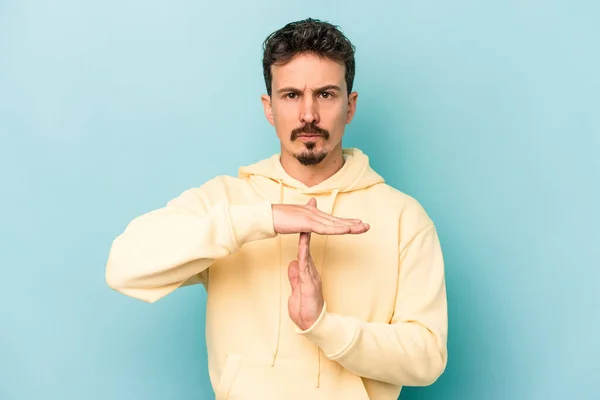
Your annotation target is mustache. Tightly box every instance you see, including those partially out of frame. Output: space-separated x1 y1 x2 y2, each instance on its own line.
290 122 330 140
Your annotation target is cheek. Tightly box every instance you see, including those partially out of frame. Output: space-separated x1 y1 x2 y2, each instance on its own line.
324 103 347 129
272 105 297 137
272 103 296 124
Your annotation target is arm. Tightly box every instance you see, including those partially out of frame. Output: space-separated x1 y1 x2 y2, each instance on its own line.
105 177 276 303
297 224 448 386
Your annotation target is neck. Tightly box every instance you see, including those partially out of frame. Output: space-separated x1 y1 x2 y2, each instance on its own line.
279 144 345 187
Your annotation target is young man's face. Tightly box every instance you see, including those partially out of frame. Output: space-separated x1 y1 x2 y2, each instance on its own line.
262 53 358 166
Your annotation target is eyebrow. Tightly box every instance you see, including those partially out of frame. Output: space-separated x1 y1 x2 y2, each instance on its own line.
276 85 342 95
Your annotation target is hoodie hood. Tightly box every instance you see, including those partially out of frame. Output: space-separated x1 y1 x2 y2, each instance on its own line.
238 148 384 194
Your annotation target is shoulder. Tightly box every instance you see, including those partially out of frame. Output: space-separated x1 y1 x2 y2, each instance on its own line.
369 183 433 224
170 175 264 208
174 175 249 199
366 183 436 249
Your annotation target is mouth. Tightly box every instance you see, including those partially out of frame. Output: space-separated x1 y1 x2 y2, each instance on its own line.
297 134 323 138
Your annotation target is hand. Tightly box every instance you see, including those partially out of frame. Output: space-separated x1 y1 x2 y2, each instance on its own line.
272 197 369 235
288 230 324 331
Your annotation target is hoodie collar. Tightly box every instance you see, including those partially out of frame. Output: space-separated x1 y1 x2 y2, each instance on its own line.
237 148 385 194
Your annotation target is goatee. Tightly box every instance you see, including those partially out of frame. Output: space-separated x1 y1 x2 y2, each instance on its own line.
295 149 328 165
290 122 330 165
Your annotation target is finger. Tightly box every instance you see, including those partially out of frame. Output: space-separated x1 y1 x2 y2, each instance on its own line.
299 231 311 249
300 232 312 273
346 223 370 234
310 221 371 235
311 223 351 235
314 212 359 225
288 260 300 288
304 239 311 274
307 251 320 283
311 213 358 229
298 233 310 281
311 208 364 225
303 197 363 225
304 197 360 224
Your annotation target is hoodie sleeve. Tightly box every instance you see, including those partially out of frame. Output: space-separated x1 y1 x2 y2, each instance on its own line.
105 177 277 303
297 224 448 386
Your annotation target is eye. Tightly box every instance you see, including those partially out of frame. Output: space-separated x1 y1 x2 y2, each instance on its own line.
320 91 334 99
284 93 297 99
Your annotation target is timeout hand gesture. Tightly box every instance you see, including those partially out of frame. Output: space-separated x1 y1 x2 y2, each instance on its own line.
286 198 369 330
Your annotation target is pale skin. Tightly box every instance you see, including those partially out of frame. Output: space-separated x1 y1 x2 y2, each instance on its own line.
261 53 368 330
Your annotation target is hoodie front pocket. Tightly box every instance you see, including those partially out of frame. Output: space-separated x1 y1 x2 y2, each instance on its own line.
214 354 371 400
215 353 243 400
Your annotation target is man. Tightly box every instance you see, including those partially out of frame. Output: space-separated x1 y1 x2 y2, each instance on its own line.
105 18 447 400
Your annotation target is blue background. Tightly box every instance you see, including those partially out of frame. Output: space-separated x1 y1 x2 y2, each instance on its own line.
1 1 599 399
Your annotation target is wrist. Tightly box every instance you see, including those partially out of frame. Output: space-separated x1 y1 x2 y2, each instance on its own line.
296 303 360 359
296 302 326 332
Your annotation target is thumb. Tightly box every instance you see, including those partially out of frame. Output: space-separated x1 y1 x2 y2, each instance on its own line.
288 260 300 286
306 197 317 207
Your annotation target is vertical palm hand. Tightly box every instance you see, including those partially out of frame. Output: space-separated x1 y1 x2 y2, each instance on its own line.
288 198 325 331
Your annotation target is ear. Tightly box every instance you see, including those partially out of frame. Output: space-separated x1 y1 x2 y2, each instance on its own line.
345 91 358 124
261 94 275 126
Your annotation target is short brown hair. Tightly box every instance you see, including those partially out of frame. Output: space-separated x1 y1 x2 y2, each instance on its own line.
262 18 356 96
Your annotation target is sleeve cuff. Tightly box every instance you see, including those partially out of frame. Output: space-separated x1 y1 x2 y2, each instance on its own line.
295 302 360 359
228 202 276 248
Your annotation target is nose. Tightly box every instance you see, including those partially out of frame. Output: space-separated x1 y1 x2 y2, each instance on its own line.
300 96 319 124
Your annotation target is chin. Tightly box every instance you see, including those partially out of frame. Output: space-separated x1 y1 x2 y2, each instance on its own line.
293 145 328 166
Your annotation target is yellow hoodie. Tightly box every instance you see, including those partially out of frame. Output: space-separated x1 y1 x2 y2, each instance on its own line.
105 148 448 400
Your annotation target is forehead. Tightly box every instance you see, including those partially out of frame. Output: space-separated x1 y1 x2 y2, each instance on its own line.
271 53 346 91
